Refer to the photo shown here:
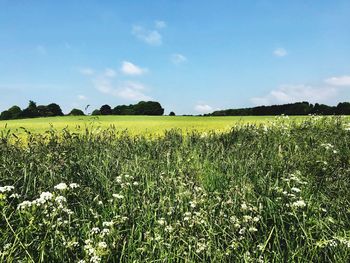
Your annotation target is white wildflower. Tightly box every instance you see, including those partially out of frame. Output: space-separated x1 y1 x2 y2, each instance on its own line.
249 227 258 232
0 185 14 193
69 183 79 189
291 187 301 193
9 193 20 198
90 227 100 234
102 221 114 227
17 200 32 210
165 225 174 232
98 242 107 249
157 218 166 226
112 193 124 199
241 202 248 211
101 228 110 236
291 200 306 208
90 256 101 263
54 183 68 191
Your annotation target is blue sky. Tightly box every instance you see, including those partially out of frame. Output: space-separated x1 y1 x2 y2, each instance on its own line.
1 0 350 114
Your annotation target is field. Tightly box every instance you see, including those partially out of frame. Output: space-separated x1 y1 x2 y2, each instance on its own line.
0 115 300 136
1 116 350 262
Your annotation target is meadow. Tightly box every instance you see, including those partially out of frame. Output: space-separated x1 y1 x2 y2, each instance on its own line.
1 116 350 262
0 115 296 136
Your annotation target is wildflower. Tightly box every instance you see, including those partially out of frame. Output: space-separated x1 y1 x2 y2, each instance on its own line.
101 228 110 236
54 183 68 190
90 227 100 234
243 215 252 222
184 212 191 217
189 201 197 208
133 181 139 186
157 218 166 226
18 200 32 210
241 202 248 211
112 193 124 199
0 185 14 193
55 196 66 203
239 227 246 235
69 183 79 189
34 192 53 205
291 187 301 193
9 193 20 198
165 225 174 232
3 243 11 251
98 242 107 249
291 200 306 208
102 221 114 227
249 227 258 232
90 256 101 263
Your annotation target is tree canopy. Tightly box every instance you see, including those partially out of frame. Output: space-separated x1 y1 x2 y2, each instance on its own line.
208 102 350 116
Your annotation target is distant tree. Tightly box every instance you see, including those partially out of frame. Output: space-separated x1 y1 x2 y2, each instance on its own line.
20 100 39 118
37 105 49 117
337 102 350 115
69 108 85 116
133 101 164 115
91 109 101 115
47 103 64 116
169 111 176 116
0 110 11 120
7 106 22 119
100 104 112 115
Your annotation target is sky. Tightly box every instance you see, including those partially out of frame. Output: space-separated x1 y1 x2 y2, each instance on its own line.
1 0 350 115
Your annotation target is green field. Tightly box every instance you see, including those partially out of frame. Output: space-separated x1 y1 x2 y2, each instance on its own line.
1 116 350 262
0 115 306 136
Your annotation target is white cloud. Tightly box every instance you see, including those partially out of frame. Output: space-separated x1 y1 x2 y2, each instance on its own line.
36 45 47 55
273 48 287 57
324 75 350 86
78 95 87 101
132 25 162 46
92 75 151 101
155 20 166 29
171 53 187 65
104 68 117 78
194 104 213 114
121 61 147 76
79 68 95 76
117 81 152 101
251 84 337 105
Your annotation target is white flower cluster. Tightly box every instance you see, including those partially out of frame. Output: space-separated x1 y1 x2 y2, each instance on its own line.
0 185 14 193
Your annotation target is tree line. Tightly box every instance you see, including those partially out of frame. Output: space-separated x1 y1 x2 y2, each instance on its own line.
0 101 165 120
207 102 350 116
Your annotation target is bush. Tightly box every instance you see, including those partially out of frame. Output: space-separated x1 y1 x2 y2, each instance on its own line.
69 108 85 116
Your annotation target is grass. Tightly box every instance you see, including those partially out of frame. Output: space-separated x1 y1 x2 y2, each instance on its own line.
1 116 350 262
0 115 305 136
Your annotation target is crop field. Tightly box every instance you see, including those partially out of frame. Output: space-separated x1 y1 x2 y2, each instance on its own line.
0 115 302 136
1 116 350 262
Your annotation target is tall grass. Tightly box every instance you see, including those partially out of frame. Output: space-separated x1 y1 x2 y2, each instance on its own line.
1 116 349 262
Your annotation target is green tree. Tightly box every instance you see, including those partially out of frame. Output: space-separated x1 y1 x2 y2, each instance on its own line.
69 108 85 116
91 109 101 115
100 105 112 115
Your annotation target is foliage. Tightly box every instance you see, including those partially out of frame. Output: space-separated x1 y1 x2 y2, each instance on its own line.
69 108 85 116
91 109 101 116
100 105 112 115
0 116 350 262
169 111 176 116
210 101 350 116
113 101 164 115
0 101 64 120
